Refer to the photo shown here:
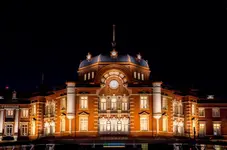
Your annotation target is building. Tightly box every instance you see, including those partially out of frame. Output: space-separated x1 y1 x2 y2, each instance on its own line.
0 25 227 143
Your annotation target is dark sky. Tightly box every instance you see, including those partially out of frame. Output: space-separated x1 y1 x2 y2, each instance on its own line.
1 1 227 96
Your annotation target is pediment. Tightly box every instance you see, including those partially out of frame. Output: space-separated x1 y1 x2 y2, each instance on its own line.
78 111 89 116
139 111 150 115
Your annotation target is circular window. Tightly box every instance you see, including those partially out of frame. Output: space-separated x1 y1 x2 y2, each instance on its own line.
109 80 119 89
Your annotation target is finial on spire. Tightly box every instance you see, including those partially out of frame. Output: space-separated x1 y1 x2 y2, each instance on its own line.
86 52 92 61
112 24 116 48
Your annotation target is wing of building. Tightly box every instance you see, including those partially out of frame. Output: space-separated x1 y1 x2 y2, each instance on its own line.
0 26 227 143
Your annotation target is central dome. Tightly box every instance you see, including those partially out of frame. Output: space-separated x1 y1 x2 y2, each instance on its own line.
79 54 149 68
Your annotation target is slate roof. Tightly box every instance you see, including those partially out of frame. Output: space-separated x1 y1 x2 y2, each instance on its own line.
79 54 149 68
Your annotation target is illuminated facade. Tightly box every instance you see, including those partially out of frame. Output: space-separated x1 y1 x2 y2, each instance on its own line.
0 25 227 142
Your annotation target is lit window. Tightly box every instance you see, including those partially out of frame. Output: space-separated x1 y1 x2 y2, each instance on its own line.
80 96 88 109
199 108 205 117
163 117 168 132
122 98 128 111
20 123 28 136
140 116 148 131
88 73 90 80
21 109 29 118
173 102 178 114
60 98 66 110
5 124 13 136
31 120 36 135
134 72 136 78
84 74 86 81
31 104 36 115
60 118 65 132
192 104 196 115
80 117 88 131
212 108 220 117
162 97 168 110
178 103 183 115
50 101 55 115
140 96 148 109
100 98 106 110
92 72 94 78
6 110 14 118
199 123 206 136
213 123 221 136
138 72 140 80
99 118 106 132
141 73 144 80
111 97 117 110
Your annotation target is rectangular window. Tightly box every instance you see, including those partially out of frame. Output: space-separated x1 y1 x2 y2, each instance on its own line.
100 98 106 110
213 123 221 136
31 120 36 135
6 110 14 118
60 118 65 132
140 96 148 109
21 109 29 118
212 108 220 117
134 72 137 78
5 124 13 136
80 96 88 109
32 104 36 115
60 98 66 110
162 97 168 110
92 72 94 78
163 117 168 132
138 72 140 80
80 117 88 131
84 74 86 81
199 108 205 117
173 103 178 114
20 123 28 136
140 116 148 131
192 104 196 115
199 123 206 136
122 102 127 111
111 97 117 110
141 73 144 80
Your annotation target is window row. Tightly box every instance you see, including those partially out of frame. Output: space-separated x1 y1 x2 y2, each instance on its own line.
133 72 144 80
99 96 128 111
84 72 95 81
199 108 220 117
99 118 129 132
199 122 221 136
4 123 28 136
4 109 29 118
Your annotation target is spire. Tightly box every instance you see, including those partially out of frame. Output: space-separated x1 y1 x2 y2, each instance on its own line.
41 72 44 84
111 24 116 48
110 24 118 58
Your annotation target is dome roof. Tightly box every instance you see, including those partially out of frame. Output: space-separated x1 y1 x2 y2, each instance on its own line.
79 54 149 68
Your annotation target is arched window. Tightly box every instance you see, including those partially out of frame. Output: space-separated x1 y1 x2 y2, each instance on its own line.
107 120 111 131
117 120 122 131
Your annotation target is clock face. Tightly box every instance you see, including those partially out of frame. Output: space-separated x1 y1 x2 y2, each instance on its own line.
109 80 119 89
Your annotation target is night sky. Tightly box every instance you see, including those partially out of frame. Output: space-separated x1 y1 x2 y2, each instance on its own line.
1 1 227 97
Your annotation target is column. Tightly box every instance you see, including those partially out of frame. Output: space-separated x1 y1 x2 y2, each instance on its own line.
0 109 4 141
14 109 19 141
66 82 76 135
152 82 162 134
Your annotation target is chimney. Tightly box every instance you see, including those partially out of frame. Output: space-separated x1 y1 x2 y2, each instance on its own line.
12 90 17 99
